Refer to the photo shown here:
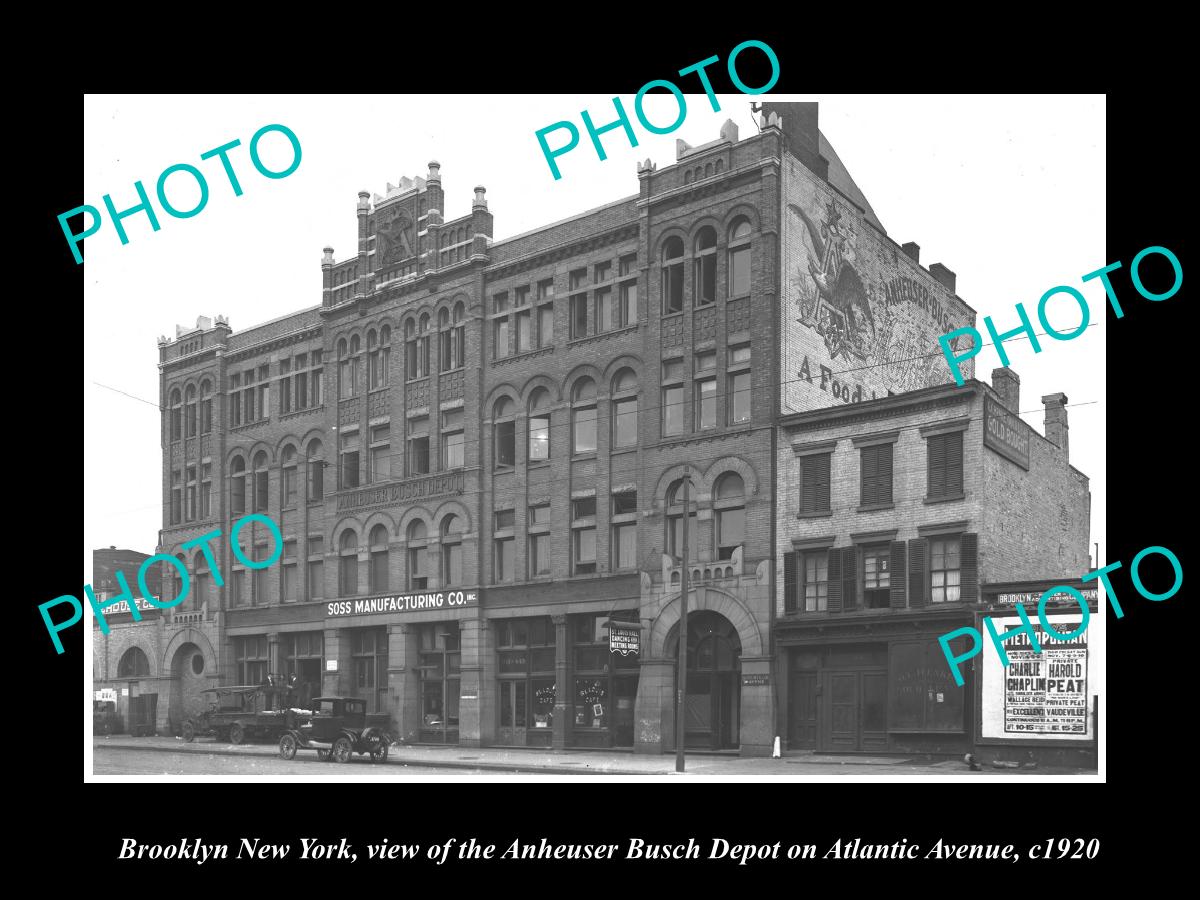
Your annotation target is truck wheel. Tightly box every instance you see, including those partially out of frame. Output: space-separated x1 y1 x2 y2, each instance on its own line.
279 734 297 760
182 721 195 742
229 723 245 745
332 736 352 763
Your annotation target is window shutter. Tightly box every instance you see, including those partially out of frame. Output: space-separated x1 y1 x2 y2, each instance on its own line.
928 436 946 498
889 539 907 609
800 458 816 513
909 538 929 607
827 548 843 613
784 551 798 612
879 444 893 505
861 447 875 506
960 532 979 603
817 453 831 511
947 432 964 496
841 546 858 611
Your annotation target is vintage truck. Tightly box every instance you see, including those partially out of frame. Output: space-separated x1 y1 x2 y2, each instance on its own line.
182 684 309 744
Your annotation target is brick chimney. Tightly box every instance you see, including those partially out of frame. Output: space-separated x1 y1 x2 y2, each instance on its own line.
759 101 828 179
991 367 1020 413
1041 393 1069 459
929 262 956 293
901 242 920 263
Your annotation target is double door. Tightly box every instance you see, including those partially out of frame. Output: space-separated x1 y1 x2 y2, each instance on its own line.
790 669 887 752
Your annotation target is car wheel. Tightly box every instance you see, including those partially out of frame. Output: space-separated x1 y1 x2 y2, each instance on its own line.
229 723 245 745
182 721 195 742
332 736 352 763
279 734 297 761
370 740 388 764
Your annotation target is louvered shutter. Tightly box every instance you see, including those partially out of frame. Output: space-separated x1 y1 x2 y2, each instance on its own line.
784 551 798 612
960 532 979 604
928 435 946 498
889 539 907 609
827 547 843 612
800 457 817 513
947 432 964 496
816 453 831 512
909 538 929 607
861 446 876 506
841 546 858 611
879 444 893 504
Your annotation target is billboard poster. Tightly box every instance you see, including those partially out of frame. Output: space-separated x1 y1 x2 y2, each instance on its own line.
780 156 977 413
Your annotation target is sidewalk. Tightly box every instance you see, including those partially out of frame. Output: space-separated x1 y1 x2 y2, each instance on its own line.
92 735 1094 777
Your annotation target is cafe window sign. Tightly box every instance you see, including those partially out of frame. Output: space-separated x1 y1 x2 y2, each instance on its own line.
609 621 640 657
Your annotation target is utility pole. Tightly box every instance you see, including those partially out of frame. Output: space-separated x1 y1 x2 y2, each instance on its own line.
676 470 690 774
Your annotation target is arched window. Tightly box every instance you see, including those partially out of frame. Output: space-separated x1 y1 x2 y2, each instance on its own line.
350 334 361 397
281 445 298 506
307 439 324 501
527 388 551 461
705 162 713 178
339 529 359 597
493 396 516 469
571 377 597 455
713 472 746 560
184 385 197 438
367 329 379 389
404 319 418 379
665 477 698 560
728 217 752 298
169 388 182 441
199 380 213 434
337 338 353 399
694 227 717 307
418 314 430 377
611 368 638 449
407 519 428 590
230 455 247 515
715 159 725 174
379 324 391 388
441 515 464 585
193 551 210 610
117 647 150 678
252 450 269 512
661 236 684 315
369 524 390 593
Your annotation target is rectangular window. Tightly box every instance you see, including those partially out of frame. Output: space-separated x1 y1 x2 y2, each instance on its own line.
280 359 293 414
663 262 683 314
408 417 430 475
594 261 611 283
244 371 255 422
309 454 324 501
799 453 832 514
569 268 587 291
595 287 614 332
441 409 464 469
199 463 211 518
572 407 597 454
570 293 588 339
927 431 965 499
537 302 554 347
612 397 637 448
229 374 241 426
281 561 297 603
662 386 684 436
862 544 892 609
528 414 550 461
619 253 637 277
573 527 597 575
310 351 323 406
612 490 637 515
408 546 427 590
307 540 324 600
282 462 297 506
369 424 390 483
340 431 360 488
612 523 637 570
254 467 268 512
573 497 596 519
231 569 246 607
514 286 530 308
860 443 894 507
930 537 962 603
537 279 555 301
728 371 751 424
515 309 531 353
729 344 752 365
529 533 551 576
529 504 550 525
170 470 182 524
695 252 716 306
493 316 509 359
695 350 716 373
802 551 828 612
231 469 245 516
494 537 514 583
619 281 637 327
495 419 516 468
716 507 745 558
185 466 197 521
695 378 716 430
493 292 509 314
729 245 751 297
258 365 270 419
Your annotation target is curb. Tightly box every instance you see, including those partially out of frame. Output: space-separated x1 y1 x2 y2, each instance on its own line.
93 741 660 777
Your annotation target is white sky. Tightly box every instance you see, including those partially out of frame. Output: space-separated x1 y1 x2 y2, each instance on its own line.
82 94 1106 585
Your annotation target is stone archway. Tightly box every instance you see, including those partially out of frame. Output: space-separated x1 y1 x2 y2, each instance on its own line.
164 630 216 734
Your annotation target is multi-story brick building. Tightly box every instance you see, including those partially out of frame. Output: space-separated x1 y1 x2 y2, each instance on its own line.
93 101 1096 761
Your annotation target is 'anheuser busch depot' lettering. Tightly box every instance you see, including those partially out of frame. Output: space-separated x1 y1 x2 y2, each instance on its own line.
60 123 302 265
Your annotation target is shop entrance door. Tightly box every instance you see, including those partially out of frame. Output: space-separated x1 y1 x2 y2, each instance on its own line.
292 659 321 707
789 672 818 749
498 679 527 746
674 611 741 751
821 670 887 752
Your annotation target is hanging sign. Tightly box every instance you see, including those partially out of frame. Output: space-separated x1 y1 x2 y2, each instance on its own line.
609 621 640 656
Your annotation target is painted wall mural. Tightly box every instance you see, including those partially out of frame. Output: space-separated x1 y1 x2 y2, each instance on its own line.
781 159 977 412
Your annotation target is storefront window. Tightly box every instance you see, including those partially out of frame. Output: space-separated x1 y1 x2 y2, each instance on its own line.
417 623 459 743
496 616 556 746
285 631 324 707
572 611 639 747
350 628 388 713
234 636 268 685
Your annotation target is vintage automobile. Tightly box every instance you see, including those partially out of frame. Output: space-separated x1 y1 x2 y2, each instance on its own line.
182 684 306 744
278 697 390 764
93 700 123 735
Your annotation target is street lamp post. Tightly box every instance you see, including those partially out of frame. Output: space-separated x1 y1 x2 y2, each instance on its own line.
676 470 691 774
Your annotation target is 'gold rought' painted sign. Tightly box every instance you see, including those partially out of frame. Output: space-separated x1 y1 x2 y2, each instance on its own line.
983 395 1031 470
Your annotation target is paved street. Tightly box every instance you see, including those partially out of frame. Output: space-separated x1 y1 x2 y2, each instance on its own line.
91 737 1095 778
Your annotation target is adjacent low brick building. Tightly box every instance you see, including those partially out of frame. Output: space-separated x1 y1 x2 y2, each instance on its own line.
92 101 1096 762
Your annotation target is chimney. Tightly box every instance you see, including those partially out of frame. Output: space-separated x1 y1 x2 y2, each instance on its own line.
758 101 828 179
929 263 956 293
991 367 1020 413
1041 392 1069 459
901 242 920 263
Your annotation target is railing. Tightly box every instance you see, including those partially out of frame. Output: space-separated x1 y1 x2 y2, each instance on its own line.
662 546 744 586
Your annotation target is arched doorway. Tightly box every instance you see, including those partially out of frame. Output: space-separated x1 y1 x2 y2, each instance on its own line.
168 642 208 734
667 610 741 750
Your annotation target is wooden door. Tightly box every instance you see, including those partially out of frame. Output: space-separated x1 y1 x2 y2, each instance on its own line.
790 672 818 749
861 672 888 751
498 680 527 746
825 673 859 751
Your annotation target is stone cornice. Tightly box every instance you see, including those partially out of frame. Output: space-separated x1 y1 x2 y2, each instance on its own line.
484 223 640 280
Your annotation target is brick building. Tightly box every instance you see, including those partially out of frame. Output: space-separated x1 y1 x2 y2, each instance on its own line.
92 100 1095 761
